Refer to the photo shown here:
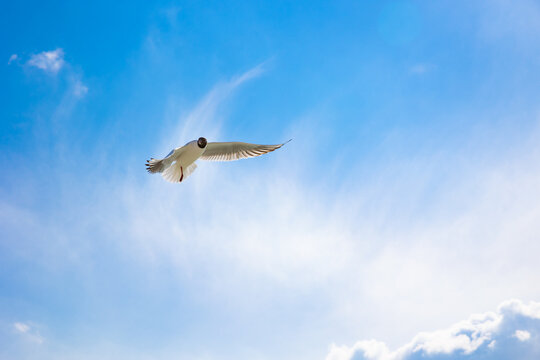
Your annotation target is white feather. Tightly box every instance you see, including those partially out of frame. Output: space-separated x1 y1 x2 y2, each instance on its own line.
199 140 290 162
161 162 198 183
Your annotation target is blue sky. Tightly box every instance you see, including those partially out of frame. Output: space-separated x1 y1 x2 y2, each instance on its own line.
2 1 540 359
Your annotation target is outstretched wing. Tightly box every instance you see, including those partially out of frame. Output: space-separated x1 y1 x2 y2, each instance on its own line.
199 140 291 162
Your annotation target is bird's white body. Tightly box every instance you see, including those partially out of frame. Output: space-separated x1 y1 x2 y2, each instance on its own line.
168 140 205 169
146 137 289 183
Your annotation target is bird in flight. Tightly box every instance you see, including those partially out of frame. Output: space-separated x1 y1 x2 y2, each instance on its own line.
146 137 290 183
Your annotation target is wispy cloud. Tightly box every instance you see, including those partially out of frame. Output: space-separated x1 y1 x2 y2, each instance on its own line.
72 78 88 97
477 0 540 45
230 60 270 87
164 61 269 150
8 54 18 65
514 329 531 342
27 48 65 74
4 61 540 359
409 63 436 74
326 299 540 360
13 322 30 333
22 48 89 101
12 322 44 344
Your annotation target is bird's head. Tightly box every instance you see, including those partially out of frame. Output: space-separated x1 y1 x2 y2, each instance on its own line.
197 137 207 148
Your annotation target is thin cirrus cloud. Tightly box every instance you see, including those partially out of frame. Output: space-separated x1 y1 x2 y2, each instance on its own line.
4 2 540 359
7 63 540 352
3 56 540 358
113 62 352 289
166 60 270 150
326 299 540 360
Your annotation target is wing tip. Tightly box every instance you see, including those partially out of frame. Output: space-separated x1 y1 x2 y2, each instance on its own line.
145 158 164 173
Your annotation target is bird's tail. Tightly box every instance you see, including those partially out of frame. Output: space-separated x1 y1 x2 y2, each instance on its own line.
145 158 165 173
162 162 197 183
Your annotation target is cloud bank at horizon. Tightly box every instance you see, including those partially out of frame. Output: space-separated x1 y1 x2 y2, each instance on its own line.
327 299 540 360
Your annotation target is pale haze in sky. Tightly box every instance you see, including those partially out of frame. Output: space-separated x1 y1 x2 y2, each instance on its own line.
2 1 540 359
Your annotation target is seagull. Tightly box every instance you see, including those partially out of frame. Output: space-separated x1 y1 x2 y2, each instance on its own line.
146 137 290 183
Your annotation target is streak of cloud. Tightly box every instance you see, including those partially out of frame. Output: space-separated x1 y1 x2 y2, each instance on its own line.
8 54 18 65
165 60 270 153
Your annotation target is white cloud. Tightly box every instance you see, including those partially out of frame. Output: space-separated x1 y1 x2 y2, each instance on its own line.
514 330 531 342
500 298 540 319
13 322 29 333
8 54 18 64
12 322 44 344
27 48 65 74
24 48 88 96
230 60 269 87
326 299 540 360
